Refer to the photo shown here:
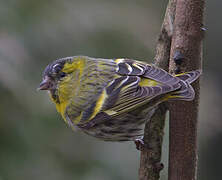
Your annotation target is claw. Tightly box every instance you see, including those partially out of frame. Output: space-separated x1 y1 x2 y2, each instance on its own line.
134 138 146 151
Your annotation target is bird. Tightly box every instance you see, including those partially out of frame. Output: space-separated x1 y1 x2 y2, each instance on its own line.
38 56 201 142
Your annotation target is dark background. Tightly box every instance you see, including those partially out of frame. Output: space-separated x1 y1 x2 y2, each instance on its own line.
0 0 221 179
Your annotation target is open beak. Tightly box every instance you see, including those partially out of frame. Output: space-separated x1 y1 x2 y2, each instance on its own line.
37 76 52 91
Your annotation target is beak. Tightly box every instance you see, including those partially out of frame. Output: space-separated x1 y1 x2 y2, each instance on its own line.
37 76 52 91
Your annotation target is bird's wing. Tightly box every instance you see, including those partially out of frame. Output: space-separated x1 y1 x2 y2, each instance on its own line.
115 58 180 86
75 58 182 124
102 58 182 116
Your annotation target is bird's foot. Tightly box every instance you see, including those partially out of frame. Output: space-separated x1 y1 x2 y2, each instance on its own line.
134 138 144 151
134 138 151 151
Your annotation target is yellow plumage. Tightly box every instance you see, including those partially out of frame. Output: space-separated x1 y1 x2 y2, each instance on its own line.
90 89 108 121
39 56 201 141
139 78 159 87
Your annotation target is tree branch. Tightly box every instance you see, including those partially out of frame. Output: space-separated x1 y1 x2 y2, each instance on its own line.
138 1 177 179
168 0 204 180
154 0 177 71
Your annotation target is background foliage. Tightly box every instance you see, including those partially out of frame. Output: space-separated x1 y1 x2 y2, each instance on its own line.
0 0 220 179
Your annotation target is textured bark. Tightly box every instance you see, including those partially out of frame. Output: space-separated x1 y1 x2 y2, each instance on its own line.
154 0 177 71
168 0 204 180
138 1 177 179
139 106 167 180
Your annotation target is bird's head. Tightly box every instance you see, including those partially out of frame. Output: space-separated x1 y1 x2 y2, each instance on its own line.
38 56 84 103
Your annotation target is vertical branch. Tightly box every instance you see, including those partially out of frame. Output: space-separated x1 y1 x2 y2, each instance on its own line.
154 0 177 71
168 0 204 180
139 106 167 180
139 0 177 179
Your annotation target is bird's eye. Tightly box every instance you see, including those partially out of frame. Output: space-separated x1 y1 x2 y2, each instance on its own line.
60 72 66 78
53 64 62 73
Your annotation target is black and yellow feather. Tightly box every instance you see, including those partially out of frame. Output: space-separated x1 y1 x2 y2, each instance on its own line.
40 56 201 141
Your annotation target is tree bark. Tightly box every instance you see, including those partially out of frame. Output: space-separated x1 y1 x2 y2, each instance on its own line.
168 0 204 180
139 1 177 179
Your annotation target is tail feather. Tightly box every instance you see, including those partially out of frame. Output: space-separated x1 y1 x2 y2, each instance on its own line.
169 70 201 101
175 70 201 83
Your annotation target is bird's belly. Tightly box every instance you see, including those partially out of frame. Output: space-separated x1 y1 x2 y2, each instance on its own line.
77 111 152 141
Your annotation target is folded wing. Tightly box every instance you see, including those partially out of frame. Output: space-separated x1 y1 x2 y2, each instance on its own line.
103 59 182 116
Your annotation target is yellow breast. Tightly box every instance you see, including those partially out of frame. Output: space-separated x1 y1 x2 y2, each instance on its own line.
56 101 68 119
50 74 76 123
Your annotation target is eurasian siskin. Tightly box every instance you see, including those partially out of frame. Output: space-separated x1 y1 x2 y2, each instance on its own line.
38 56 201 141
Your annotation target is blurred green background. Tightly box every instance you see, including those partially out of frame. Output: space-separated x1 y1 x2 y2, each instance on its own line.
0 0 221 179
